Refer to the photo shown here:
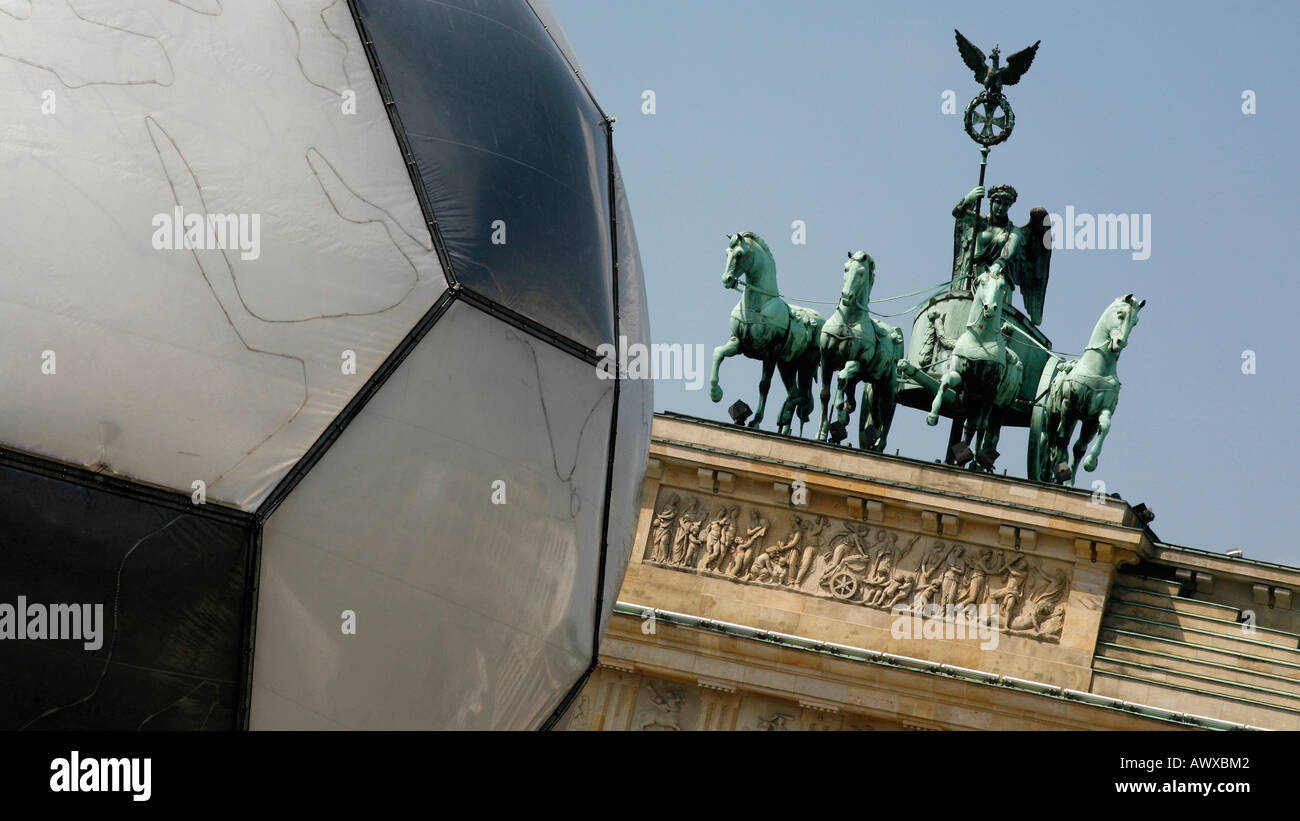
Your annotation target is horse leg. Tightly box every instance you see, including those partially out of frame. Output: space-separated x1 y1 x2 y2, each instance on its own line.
842 359 859 416
796 359 817 434
1071 414 1100 486
962 381 986 450
1083 408 1113 473
873 375 897 452
827 363 850 444
1043 404 1063 476
983 406 1005 469
929 370 960 426
964 403 980 447
817 353 835 441
972 395 997 467
962 407 987 471
836 361 861 439
750 357 777 428
710 337 740 403
1053 406 1079 483
775 360 799 435
970 421 985 468
859 379 878 451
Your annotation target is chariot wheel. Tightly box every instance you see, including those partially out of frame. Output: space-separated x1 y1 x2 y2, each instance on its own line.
1027 357 1064 482
829 571 859 601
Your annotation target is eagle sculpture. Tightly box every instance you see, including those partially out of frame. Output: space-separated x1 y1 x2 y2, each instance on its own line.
954 30 1041 96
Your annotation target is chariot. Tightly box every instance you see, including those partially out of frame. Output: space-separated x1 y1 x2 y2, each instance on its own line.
896 287 1063 480
708 31 1146 485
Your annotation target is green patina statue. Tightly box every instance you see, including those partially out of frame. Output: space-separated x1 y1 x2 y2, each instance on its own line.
816 251 903 451
955 30 1040 105
710 232 824 435
1039 294 1146 484
923 270 1017 463
702 31 1151 486
950 29 1052 326
951 184 1052 325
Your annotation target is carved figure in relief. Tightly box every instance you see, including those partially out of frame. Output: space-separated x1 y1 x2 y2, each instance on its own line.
727 509 769 578
650 494 680 564
939 545 968 609
714 505 740 572
1009 567 1068 636
911 541 950 610
680 513 706 567
989 553 1030 625
818 523 872 589
957 548 1005 605
1009 599 1065 637
757 712 794 731
670 497 700 565
745 548 786 584
747 523 801 584
874 566 918 609
865 546 894 601
1037 603 1066 636
864 533 918 604
700 505 730 571
1034 567 1068 605
868 527 892 559
637 681 684 731
787 514 828 586
567 694 592 730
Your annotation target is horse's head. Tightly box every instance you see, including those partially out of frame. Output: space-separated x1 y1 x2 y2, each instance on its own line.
970 271 1010 326
722 231 776 295
1098 293 1146 354
722 232 747 290
841 251 875 311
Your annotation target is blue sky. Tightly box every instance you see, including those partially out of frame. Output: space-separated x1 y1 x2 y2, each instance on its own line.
554 0 1299 565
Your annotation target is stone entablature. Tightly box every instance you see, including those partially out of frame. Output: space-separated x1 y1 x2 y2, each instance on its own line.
559 610 1184 731
573 414 1300 730
621 414 1153 692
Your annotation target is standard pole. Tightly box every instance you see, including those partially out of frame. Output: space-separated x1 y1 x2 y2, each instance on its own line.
966 145 991 287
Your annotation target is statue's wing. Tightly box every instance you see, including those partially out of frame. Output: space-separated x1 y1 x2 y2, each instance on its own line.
952 207 975 283
1012 205 1052 325
954 29 987 83
1001 40 1041 86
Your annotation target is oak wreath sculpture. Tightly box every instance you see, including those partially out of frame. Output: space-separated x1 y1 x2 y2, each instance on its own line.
709 30 1145 485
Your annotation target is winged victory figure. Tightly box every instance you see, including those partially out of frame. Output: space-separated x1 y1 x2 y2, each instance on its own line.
951 184 1052 326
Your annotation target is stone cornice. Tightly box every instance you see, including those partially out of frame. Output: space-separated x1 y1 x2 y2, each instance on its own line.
651 414 1151 566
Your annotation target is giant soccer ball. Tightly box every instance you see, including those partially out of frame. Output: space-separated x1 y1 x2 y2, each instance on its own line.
0 0 650 730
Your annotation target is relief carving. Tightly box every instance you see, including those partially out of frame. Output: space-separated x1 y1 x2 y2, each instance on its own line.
756 712 793 731
917 308 959 372
645 488 1071 642
635 681 685 731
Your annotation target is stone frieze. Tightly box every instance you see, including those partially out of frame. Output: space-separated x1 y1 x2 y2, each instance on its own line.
644 487 1069 642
